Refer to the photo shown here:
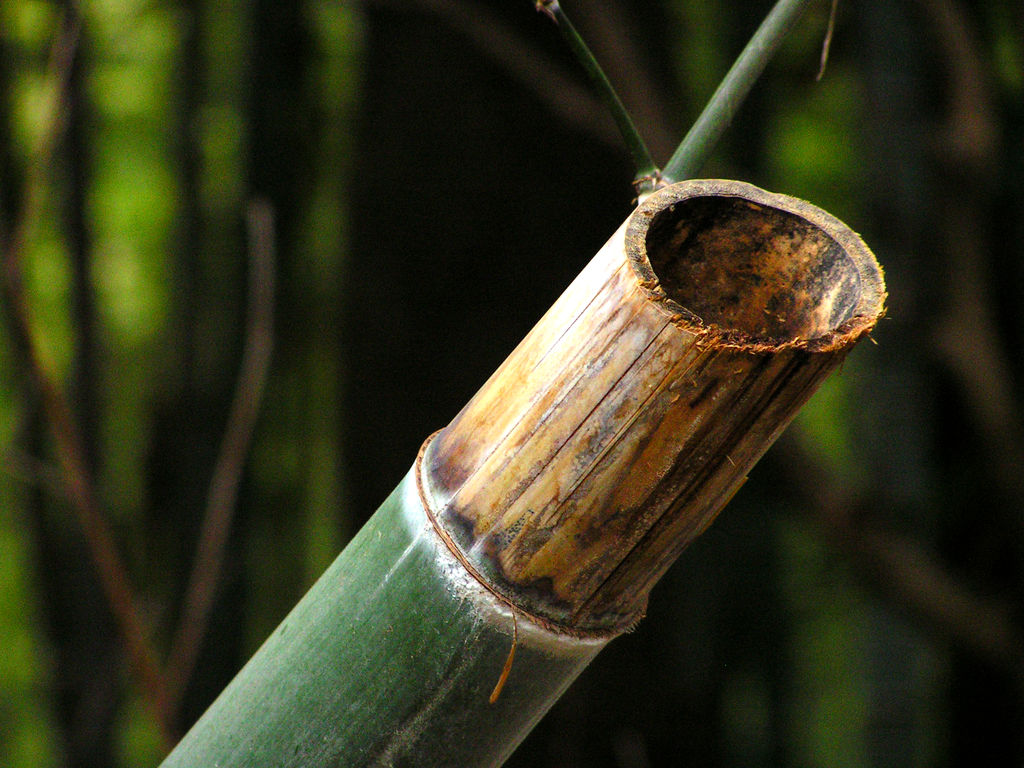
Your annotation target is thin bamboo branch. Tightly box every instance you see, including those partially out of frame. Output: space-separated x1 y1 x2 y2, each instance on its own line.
536 0 660 192
840 516 1024 677
662 0 816 183
574 0 679 162
165 199 276 716
0 12 174 743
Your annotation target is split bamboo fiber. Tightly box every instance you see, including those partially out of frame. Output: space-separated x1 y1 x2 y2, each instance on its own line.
421 178 885 633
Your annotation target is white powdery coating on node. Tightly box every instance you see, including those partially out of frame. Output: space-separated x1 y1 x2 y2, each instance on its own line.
402 467 609 657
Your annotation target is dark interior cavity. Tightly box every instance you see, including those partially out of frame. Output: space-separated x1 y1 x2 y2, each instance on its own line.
645 196 862 342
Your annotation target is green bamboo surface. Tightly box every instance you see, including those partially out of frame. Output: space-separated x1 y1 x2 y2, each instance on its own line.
158 468 606 767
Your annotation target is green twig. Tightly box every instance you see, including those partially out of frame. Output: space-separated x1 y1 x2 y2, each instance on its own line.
662 0 817 184
536 0 660 193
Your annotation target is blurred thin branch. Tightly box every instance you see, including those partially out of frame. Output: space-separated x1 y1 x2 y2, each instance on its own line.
834 514 1024 677
816 0 839 81
361 0 621 148
777 440 1024 692
916 0 998 171
0 9 174 744
2 448 66 500
2 10 78 257
919 0 1024 554
165 199 276 717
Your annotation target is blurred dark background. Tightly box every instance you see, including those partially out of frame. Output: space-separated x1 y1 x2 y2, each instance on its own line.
1 0 1023 765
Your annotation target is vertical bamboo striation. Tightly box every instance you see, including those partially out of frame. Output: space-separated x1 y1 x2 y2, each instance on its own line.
421 179 885 632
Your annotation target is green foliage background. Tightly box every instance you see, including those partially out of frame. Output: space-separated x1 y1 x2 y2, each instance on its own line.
1 0 1022 766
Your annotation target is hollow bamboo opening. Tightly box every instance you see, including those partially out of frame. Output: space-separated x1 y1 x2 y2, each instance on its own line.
628 180 884 352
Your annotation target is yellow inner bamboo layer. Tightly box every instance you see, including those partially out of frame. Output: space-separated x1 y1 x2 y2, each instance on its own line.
419 179 885 633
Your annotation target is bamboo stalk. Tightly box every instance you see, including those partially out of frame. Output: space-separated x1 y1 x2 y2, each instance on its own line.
159 470 607 766
160 179 884 766
423 179 884 631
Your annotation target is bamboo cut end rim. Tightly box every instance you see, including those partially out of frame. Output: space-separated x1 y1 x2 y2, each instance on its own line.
627 179 886 353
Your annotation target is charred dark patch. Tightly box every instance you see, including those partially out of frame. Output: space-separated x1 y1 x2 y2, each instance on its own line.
439 505 479 553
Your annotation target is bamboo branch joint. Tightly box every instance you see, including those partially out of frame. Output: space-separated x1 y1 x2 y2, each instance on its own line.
419 179 885 634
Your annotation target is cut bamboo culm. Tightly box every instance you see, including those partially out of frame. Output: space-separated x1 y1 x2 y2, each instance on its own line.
160 179 885 767
422 178 884 633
